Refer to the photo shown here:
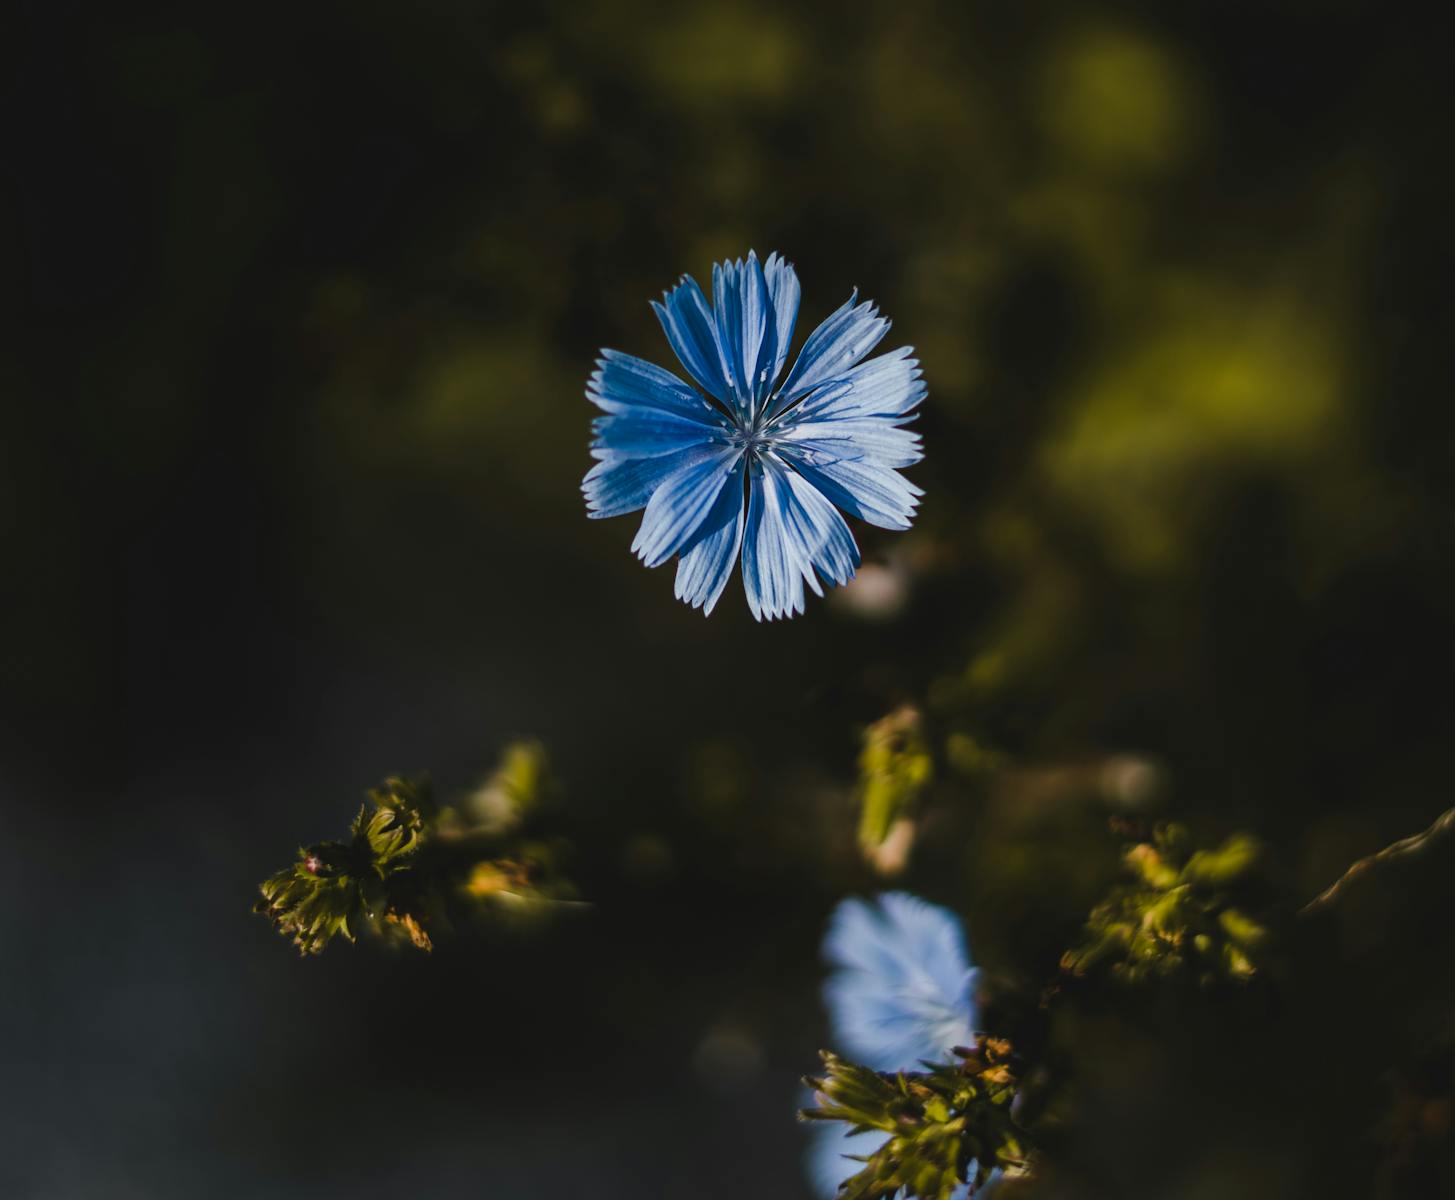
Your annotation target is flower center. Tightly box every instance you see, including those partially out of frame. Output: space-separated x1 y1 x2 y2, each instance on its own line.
730 410 776 458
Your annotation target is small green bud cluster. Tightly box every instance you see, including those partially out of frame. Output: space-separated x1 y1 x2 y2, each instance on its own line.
255 743 574 955
801 1038 1028 1200
254 776 433 954
1061 822 1268 985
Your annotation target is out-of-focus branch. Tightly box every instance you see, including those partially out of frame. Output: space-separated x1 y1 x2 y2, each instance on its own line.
1301 803 1455 917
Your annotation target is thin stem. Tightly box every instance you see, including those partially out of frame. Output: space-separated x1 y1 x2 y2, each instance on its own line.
1300 802 1455 916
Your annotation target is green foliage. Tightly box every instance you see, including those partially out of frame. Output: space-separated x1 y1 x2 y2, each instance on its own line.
1061 822 1269 986
254 776 428 954
802 1039 1028 1200
476 740 546 820
255 743 574 955
858 706 934 854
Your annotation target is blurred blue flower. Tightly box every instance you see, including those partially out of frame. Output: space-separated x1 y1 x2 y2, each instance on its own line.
822 892 979 1071
584 251 925 620
808 892 980 1200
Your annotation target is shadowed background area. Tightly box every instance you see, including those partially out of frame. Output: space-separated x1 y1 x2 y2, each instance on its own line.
6 1 1455 1196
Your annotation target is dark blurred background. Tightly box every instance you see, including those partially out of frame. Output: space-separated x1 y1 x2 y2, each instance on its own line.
7 1 1455 1196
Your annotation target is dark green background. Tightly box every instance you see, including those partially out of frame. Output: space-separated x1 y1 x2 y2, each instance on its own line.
7 2 1455 1195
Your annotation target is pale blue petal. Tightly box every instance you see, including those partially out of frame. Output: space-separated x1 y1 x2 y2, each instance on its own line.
822 892 977 1071
763 251 801 390
590 410 725 460
825 893 972 1006
711 258 748 416
588 350 725 424
651 277 732 403
738 251 777 415
631 446 743 568
787 346 926 423
740 459 863 617
772 291 890 414
775 419 924 470
776 462 862 593
740 462 808 622
674 461 747 615
582 444 723 520
776 450 923 530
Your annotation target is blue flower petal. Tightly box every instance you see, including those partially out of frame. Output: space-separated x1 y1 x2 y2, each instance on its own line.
710 258 749 416
631 446 744 568
741 458 863 620
589 410 728 460
777 463 862 593
582 444 725 520
813 459 921 528
775 419 924 470
790 346 926 423
588 349 725 424
762 251 801 391
822 892 978 1071
738 251 777 415
651 277 732 404
740 461 805 621
674 460 747 615
772 291 891 414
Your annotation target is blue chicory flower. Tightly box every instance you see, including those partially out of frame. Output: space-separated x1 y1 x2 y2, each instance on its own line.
808 892 981 1200
584 251 926 620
